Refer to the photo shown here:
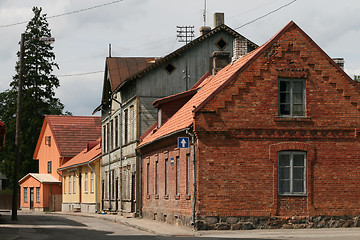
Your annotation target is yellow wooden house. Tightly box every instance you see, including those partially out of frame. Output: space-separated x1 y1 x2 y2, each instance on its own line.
58 140 101 213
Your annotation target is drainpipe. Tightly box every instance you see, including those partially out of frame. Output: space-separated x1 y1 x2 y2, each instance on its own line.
112 94 123 212
186 128 196 227
138 153 143 217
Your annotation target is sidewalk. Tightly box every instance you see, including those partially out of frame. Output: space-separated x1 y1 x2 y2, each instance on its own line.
52 211 199 236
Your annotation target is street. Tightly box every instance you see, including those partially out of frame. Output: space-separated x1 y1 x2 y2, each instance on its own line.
1 211 360 240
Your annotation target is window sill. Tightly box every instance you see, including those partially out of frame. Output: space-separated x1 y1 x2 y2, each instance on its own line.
146 195 150 199
175 195 180 200
278 193 307 197
154 195 159 199
185 195 191 200
274 116 311 122
164 195 169 200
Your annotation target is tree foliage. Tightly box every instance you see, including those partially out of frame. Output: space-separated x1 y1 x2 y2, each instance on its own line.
354 75 360 82
0 7 69 188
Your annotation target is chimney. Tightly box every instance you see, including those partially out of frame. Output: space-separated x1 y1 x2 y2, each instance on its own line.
232 37 248 62
214 12 224 28
212 51 230 75
332 58 345 70
200 26 211 36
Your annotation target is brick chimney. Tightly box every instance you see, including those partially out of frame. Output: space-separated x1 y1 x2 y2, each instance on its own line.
200 26 211 36
332 58 345 70
212 51 230 75
214 12 224 28
232 37 248 62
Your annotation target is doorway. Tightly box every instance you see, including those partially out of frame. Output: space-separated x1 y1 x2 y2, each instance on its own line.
131 173 135 212
30 187 34 209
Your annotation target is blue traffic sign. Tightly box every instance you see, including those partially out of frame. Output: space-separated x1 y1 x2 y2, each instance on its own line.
178 137 189 148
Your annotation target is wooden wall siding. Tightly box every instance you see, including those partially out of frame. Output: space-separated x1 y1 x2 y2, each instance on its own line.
139 97 159 137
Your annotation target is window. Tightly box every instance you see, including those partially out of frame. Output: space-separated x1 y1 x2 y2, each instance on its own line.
111 170 115 199
278 151 306 195
24 187 28 202
176 156 180 196
85 173 88 193
155 161 159 196
186 154 191 195
165 158 168 196
47 161 52 173
110 120 114 151
124 109 129 144
216 38 228 50
36 187 40 202
45 136 51 146
73 174 76 194
115 116 119 148
107 123 110 152
103 125 107 153
130 105 134 141
164 63 175 74
91 172 94 193
147 163 150 196
279 78 305 116
69 175 72 194
64 176 66 194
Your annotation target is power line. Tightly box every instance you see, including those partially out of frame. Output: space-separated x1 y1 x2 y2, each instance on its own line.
0 0 124 28
57 71 103 77
234 0 297 30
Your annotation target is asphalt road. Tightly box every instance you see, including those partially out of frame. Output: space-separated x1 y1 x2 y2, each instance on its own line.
1 211 360 240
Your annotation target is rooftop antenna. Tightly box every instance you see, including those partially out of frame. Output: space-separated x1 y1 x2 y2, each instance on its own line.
176 26 195 45
203 0 207 26
108 43 112 57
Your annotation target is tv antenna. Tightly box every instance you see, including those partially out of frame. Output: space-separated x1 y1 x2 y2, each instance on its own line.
176 26 194 44
203 0 207 26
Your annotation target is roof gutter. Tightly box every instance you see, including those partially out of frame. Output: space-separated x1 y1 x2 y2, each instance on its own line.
57 153 102 172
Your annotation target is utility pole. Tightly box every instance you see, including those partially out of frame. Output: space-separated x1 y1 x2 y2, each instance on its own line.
12 33 25 221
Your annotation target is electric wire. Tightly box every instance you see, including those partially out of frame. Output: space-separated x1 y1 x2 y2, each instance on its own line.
0 0 124 28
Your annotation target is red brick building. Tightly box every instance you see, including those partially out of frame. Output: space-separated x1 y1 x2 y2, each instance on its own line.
138 21 360 230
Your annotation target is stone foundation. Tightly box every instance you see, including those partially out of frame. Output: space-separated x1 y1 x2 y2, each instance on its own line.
195 216 360 230
142 211 193 226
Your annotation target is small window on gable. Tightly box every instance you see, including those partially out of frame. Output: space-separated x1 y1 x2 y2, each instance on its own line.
164 63 175 74
157 108 162 128
216 38 228 50
278 78 305 117
45 136 51 146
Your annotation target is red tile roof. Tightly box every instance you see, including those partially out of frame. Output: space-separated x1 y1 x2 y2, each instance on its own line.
107 57 157 91
33 115 101 158
139 21 353 148
58 140 101 170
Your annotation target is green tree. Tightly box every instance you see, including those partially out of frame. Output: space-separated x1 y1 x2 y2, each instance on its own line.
0 7 68 188
354 75 360 82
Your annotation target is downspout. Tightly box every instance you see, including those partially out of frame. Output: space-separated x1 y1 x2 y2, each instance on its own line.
186 128 196 227
138 152 143 217
112 94 123 212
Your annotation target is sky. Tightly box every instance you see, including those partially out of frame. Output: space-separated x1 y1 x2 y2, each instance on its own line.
0 0 359 116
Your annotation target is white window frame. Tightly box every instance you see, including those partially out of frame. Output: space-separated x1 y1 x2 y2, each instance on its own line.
278 151 306 196
24 187 28 202
36 187 40 203
278 78 306 117
91 172 94 193
69 175 72 194
73 174 76 194
84 173 88 194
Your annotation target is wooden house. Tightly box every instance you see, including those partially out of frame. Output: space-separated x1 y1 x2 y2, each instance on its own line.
19 115 101 211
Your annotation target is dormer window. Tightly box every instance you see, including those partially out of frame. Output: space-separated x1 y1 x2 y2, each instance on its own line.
157 108 162 128
45 136 51 146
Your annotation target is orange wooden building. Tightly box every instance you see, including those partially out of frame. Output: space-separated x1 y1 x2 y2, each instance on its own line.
19 115 101 211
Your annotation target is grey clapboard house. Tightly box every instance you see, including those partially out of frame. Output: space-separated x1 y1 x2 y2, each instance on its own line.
96 13 258 216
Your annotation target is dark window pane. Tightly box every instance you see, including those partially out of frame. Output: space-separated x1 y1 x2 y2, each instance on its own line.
280 93 290 104
279 180 290 193
293 93 303 104
279 154 290 166
280 81 290 91
279 167 290 179
293 167 304 179
293 81 303 93
280 104 290 115
293 104 304 116
293 154 305 166
293 180 304 193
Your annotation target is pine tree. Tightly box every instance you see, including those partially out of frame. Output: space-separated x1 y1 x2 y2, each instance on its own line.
0 7 68 188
